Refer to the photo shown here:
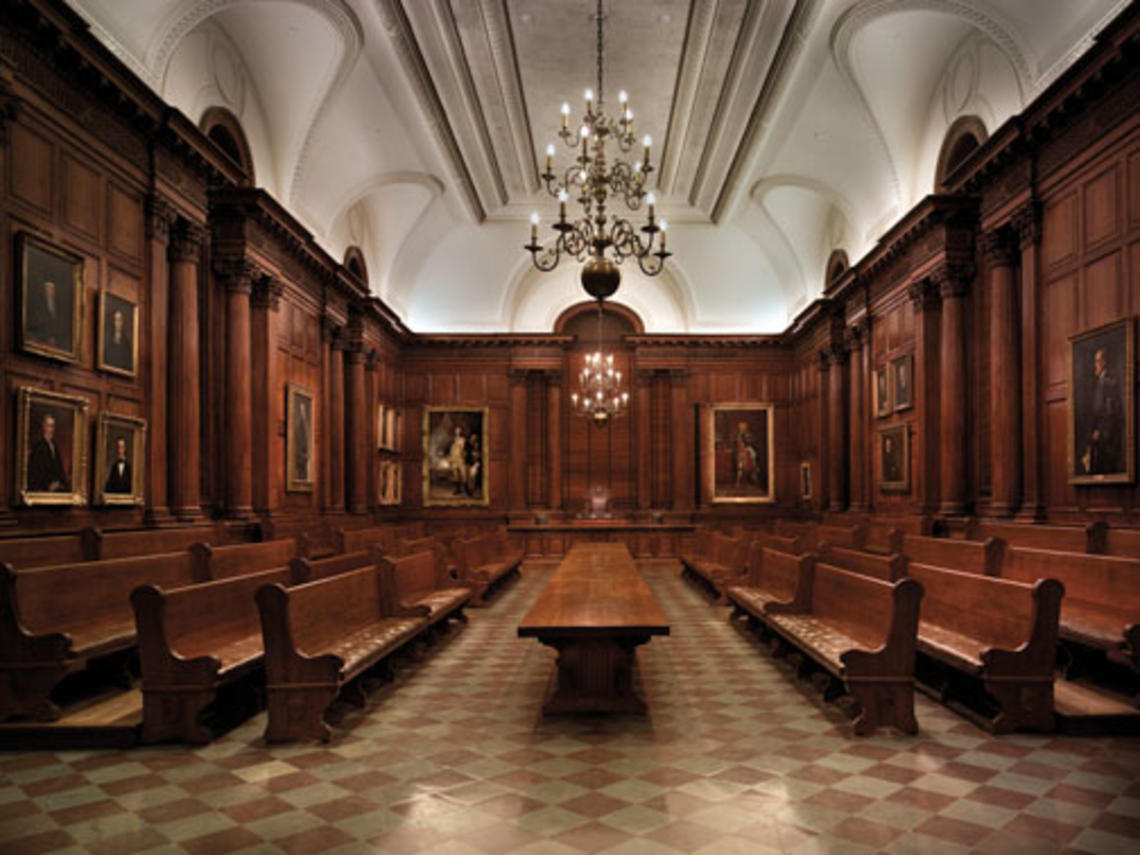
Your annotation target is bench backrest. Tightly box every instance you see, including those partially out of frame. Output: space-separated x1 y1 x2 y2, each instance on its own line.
268 566 385 656
907 561 1056 651
91 524 221 561
5 552 197 637
0 532 90 568
193 539 298 580
693 528 714 559
337 525 398 555
379 549 443 611
775 521 816 548
746 544 813 607
817 522 867 550
1104 526 1140 558
1002 546 1140 610
809 562 898 650
137 566 291 662
456 531 508 572
751 531 803 555
901 534 1001 576
818 543 904 581
289 550 373 584
711 533 748 572
966 520 1103 555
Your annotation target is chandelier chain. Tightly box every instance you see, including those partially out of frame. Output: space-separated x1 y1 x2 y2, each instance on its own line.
596 0 604 110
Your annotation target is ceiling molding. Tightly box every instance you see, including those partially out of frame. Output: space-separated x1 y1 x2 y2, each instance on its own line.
375 0 485 222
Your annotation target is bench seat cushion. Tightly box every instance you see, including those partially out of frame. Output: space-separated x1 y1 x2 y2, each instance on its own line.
767 613 858 675
325 619 422 678
917 622 984 672
1062 599 1134 650
727 585 781 616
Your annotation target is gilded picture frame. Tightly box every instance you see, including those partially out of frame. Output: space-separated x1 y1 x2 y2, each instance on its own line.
97 290 139 377
875 364 892 417
878 424 910 493
285 383 315 492
422 407 489 507
799 461 812 501
1068 318 1135 485
18 233 84 364
94 413 146 506
892 354 914 412
702 403 776 504
16 386 89 506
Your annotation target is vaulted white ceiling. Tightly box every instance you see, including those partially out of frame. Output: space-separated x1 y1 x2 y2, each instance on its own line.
72 0 1127 333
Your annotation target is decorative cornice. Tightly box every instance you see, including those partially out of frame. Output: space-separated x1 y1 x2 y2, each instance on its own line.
413 333 575 348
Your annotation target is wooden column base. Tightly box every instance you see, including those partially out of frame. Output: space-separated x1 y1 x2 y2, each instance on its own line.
540 637 651 715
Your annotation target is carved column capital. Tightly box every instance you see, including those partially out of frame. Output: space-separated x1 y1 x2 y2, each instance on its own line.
168 220 207 263
907 277 941 311
0 60 20 150
818 348 831 370
846 318 869 350
215 258 261 294
251 276 284 310
981 226 1018 265
829 342 850 365
365 349 380 371
931 261 974 299
1012 200 1042 248
321 314 343 347
145 195 176 242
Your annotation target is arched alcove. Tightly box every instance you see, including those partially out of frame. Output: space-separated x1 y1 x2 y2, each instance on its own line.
199 106 255 186
825 249 850 290
343 245 368 286
935 115 988 190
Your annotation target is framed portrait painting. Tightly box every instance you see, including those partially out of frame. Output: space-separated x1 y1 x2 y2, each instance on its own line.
1069 319 1134 485
875 365 892 417
422 407 488 506
16 386 89 506
94 413 145 505
18 233 84 363
98 291 139 377
800 461 812 501
285 384 315 492
377 403 387 450
878 425 909 492
702 403 775 504
892 354 914 412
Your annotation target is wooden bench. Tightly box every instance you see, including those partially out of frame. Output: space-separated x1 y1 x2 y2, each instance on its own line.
751 531 804 555
764 562 923 735
901 534 1002 576
262 516 336 559
965 520 1105 555
774 520 819 550
680 531 749 602
1104 526 1140 558
191 539 301 581
131 566 292 743
864 515 934 553
726 544 814 624
335 523 424 556
87 523 226 561
289 551 373 584
907 561 1063 732
816 522 868 550
454 530 523 605
0 552 200 721
377 547 470 629
1002 546 1140 672
0 532 92 569
256 566 427 741
817 543 904 581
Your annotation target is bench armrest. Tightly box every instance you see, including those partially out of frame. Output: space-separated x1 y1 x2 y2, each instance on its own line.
0 562 73 663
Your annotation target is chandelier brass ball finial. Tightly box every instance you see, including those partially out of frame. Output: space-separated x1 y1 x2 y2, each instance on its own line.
581 256 621 301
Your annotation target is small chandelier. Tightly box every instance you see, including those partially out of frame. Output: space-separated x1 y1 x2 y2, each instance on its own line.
524 0 671 302
570 301 629 427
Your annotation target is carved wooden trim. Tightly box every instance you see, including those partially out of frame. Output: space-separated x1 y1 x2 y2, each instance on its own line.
168 221 207 263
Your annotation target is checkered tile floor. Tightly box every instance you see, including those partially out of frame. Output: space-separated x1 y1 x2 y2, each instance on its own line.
2 561 1139 854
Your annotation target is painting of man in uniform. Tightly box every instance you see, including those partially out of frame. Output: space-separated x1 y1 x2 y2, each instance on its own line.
1070 319 1134 484
423 408 488 506
709 405 774 503
20 234 83 363
17 386 88 505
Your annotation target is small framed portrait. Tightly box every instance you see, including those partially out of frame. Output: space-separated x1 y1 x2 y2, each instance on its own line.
16 386 89 506
286 384 315 492
386 407 398 451
875 365 892 417
1069 319 1135 484
18 233 84 363
702 403 775 503
423 407 488 506
799 461 812 501
892 354 914 412
95 414 146 506
879 425 910 492
377 403 387 449
98 291 138 377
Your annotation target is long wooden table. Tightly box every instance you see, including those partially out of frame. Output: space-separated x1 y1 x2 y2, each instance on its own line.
518 542 670 714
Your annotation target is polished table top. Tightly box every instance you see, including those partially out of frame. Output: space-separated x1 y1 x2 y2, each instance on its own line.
517 542 670 639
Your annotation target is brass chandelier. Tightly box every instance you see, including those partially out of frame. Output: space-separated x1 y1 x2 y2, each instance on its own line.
524 0 671 302
570 302 630 427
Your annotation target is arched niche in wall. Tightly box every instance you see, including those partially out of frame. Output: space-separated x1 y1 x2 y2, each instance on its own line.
200 106 255 186
554 301 644 341
825 249 850 290
343 245 368 287
935 115 987 191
